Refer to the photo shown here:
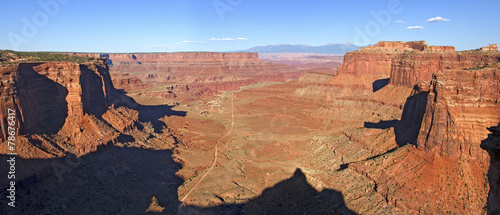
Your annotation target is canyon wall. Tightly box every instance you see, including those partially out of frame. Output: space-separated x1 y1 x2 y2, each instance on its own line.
337 51 395 78
339 41 499 90
14 61 116 134
417 68 500 163
329 41 500 163
333 42 499 213
65 52 301 102
0 59 141 157
0 64 19 143
390 52 499 88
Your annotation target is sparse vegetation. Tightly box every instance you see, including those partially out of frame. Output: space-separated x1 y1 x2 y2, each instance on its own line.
0 50 96 64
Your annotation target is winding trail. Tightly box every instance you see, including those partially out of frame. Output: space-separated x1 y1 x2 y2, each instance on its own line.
178 95 235 214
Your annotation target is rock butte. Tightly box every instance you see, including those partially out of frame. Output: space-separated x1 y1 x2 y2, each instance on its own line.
0 41 499 214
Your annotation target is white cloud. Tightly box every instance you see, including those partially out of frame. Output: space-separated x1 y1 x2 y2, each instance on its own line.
395 20 405 23
406 26 425 30
210 37 248 41
426 16 451 23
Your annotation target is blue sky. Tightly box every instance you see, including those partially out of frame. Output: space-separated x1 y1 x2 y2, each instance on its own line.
1 0 499 52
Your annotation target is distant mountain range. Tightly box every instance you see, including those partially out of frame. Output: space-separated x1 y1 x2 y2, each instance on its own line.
233 43 360 54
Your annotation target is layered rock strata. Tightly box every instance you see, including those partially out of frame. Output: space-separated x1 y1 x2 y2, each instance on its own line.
66 52 300 102
417 69 500 163
0 59 171 158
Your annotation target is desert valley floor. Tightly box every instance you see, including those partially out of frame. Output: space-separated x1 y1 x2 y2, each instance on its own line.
1 41 500 214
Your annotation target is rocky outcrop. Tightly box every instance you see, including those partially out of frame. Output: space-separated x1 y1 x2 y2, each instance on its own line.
1 60 111 141
0 60 137 157
429 46 456 52
114 77 144 89
364 41 430 51
363 41 455 53
14 61 116 135
337 51 395 78
481 44 498 52
417 68 500 163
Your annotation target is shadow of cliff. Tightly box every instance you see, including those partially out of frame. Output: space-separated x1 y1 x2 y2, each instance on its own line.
372 78 390 92
179 169 358 215
109 88 187 133
363 90 428 147
0 146 183 215
0 154 357 214
364 120 399 129
480 123 500 215
137 104 187 133
394 90 428 146
80 65 108 117
17 63 68 135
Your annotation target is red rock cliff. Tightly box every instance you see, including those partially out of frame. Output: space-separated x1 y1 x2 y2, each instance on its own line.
338 41 453 82
0 60 125 157
417 68 500 163
481 44 499 52
337 41 500 163
390 51 499 88
339 41 499 90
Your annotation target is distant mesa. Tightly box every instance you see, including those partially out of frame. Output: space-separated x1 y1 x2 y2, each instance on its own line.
234 43 361 55
67 52 261 62
361 41 455 52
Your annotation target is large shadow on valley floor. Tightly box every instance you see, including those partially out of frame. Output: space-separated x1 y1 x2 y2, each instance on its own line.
1 152 357 214
179 169 358 215
0 146 183 215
